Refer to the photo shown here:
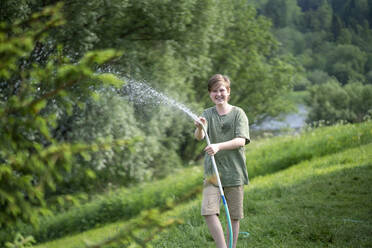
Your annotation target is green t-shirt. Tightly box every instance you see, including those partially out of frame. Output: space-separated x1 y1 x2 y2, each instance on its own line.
202 106 250 187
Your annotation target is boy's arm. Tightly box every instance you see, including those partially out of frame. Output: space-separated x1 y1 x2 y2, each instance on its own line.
194 126 205 140
194 117 206 140
204 137 245 155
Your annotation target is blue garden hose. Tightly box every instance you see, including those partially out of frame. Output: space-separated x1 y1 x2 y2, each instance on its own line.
201 124 234 248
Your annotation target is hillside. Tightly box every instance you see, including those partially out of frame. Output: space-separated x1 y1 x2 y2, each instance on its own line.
152 143 372 247
29 122 372 248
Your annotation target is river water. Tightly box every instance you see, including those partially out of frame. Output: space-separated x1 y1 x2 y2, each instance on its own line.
252 104 308 133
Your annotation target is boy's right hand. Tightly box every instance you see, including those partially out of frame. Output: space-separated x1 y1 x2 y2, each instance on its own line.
194 117 206 141
194 117 206 129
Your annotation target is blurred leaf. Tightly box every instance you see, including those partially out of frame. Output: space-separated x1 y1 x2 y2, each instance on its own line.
85 169 96 179
96 73 126 88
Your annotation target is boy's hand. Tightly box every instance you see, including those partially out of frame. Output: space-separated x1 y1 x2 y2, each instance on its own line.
204 144 220 155
194 117 206 141
194 117 206 129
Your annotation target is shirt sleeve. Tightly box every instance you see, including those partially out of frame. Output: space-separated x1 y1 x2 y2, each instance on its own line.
235 108 250 144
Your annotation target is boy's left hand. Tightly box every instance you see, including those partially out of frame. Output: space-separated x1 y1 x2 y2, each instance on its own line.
204 144 220 155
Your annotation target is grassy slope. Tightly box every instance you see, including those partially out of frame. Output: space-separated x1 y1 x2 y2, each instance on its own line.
21 121 371 246
152 143 372 248
246 121 372 177
35 142 372 248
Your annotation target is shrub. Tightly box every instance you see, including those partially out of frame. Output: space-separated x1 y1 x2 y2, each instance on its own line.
306 80 372 124
1 167 202 244
0 3 127 230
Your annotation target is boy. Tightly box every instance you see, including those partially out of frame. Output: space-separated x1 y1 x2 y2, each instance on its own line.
194 74 250 248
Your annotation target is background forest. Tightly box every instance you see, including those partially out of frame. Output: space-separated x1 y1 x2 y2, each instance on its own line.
251 0 372 123
1 0 372 247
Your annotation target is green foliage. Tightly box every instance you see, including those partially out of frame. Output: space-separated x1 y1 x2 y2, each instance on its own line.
307 81 372 123
300 0 333 31
206 3 297 123
274 27 306 55
306 69 332 85
7 208 183 248
325 44 367 84
33 200 200 248
83 208 182 248
52 90 150 193
257 0 372 84
1 167 202 245
1 1 303 185
0 5 61 79
0 4 132 231
263 0 302 28
5 233 35 248
3 0 298 123
255 0 372 123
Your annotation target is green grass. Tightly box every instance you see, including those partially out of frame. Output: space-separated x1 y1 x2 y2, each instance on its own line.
33 196 202 248
15 121 370 246
1 166 203 245
246 121 372 177
34 142 372 248
152 143 372 247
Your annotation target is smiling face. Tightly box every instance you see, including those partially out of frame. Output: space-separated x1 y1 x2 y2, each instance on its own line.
209 83 230 106
207 74 231 106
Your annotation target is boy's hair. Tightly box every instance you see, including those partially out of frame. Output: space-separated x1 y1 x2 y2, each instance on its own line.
208 74 231 92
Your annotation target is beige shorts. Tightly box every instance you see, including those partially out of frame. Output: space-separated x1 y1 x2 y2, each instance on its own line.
201 181 244 220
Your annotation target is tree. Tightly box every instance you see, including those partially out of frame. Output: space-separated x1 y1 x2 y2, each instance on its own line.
207 2 297 123
331 0 370 27
325 44 367 84
51 90 152 194
301 1 333 31
3 0 299 122
0 3 132 228
274 27 306 55
253 0 372 125
1 0 305 182
263 0 302 28
344 82 372 122
297 0 325 11
306 80 372 124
